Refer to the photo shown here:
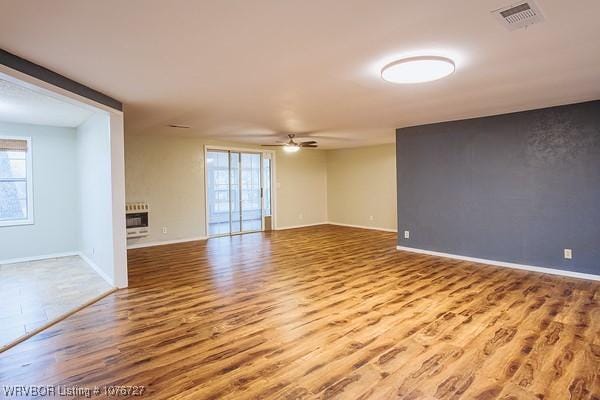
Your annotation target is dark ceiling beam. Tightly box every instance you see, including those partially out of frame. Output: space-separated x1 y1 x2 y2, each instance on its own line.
0 48 122 111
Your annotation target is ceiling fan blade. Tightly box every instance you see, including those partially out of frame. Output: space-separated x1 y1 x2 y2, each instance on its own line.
300 141 317 145
300 144 318 148
261 144 286 147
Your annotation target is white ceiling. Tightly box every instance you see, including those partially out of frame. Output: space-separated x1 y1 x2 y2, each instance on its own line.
0 78 94 127
1 0 599 148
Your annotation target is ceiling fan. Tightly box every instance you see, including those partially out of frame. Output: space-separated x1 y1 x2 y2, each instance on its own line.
261 134 318 153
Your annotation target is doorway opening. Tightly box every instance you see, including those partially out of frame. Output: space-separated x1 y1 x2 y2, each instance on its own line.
0 71 124 352
205 148 273 237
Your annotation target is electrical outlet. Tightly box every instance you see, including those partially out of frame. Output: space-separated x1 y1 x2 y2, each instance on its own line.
298 213 303 220
404 230 410 239
564 248 572 260
162 227 168 234
369 215 374 221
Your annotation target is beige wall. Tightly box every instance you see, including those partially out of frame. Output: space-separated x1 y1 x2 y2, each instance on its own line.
125 135 329 246
274 148 328 228
326 144 397 231
126 134 207 245
125 135 395 247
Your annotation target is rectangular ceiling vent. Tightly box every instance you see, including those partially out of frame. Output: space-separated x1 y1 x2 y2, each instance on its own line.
492 1 545 31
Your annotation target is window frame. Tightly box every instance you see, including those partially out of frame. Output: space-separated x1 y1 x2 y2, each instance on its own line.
0 135 34 227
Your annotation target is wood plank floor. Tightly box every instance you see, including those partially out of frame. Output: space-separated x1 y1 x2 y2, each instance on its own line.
0 225 598 399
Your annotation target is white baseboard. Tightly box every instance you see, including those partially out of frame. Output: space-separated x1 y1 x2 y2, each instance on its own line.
396 245 600 281
77 252 114 287
275 222 329 230
127 236 208 249
327 222 397 233
0 251 79 266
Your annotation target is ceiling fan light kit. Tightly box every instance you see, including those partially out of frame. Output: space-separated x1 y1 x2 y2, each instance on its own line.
262 133 319 152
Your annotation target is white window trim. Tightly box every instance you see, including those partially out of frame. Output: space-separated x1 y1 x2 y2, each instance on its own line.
0 135 34 227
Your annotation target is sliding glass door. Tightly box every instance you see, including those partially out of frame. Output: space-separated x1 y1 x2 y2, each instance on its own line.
206 149 265 236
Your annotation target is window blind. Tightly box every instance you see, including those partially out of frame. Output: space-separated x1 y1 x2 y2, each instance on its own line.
0 139 28 152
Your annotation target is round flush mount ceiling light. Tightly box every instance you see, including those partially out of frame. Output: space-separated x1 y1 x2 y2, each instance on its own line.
381 56 455 84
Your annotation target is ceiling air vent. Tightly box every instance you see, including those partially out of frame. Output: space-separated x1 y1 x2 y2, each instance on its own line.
492 1 544 31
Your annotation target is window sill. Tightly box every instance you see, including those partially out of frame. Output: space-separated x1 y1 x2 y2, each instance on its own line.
0 219 34 227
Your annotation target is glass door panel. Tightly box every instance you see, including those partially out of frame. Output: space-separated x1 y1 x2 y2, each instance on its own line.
263 157 272 217
207 150 231 236
241 153 262 232
230 152 241 234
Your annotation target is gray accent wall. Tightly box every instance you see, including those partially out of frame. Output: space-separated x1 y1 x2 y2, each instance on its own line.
396 100 600 275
